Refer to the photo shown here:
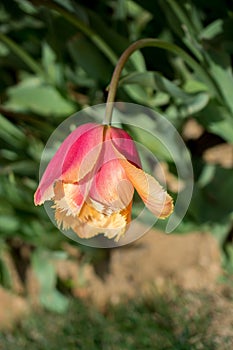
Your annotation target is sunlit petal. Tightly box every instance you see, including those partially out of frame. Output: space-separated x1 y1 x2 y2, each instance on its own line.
121 159 173 218
89 159 134 210
55 200 132 242
53 181 87 216
34 123 103 205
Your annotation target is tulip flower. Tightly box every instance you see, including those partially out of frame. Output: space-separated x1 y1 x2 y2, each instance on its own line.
34 123 173 241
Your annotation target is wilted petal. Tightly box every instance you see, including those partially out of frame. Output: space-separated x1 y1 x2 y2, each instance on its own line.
120 159 173 218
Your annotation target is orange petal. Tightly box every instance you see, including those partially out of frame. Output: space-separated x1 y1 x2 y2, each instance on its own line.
120 160 173 218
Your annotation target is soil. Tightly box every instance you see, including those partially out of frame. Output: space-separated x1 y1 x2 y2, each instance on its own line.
75 228 222 308
0 287 29 330
0 226 223 325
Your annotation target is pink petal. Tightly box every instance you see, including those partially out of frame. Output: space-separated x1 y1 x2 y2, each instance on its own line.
34 123 103 205
105 126 141 167
89 159 134 210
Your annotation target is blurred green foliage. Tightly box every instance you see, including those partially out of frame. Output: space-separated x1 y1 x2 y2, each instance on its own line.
0 0 233 311
0 290 229 350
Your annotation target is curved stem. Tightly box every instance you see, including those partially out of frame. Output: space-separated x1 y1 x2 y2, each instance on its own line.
103 38 220 124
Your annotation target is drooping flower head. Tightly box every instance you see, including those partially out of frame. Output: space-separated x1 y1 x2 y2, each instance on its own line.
34 123 173 241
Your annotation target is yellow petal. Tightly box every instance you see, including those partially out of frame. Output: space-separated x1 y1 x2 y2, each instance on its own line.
54 199 132 242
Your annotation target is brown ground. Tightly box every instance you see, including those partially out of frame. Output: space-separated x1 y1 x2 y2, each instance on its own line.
78 228 222 309
0 225 231 330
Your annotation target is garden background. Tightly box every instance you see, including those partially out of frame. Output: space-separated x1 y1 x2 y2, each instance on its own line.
0 0 233 349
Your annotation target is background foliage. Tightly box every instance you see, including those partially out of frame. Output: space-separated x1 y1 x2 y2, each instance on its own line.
0 0 233 314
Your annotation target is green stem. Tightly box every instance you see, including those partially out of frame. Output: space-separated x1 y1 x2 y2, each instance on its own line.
0 32 44 76
104 38 220 124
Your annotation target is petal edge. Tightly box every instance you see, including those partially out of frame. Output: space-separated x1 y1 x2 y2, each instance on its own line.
121 160 173 218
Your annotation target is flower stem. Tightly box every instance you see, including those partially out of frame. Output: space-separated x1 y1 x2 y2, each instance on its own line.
103 38 221 125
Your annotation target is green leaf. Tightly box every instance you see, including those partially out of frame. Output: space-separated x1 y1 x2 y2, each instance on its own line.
129 51 146 72
32 250 56 292
205 49 233 115
0 113 26 148
5 78 75 117
120 71 209 114
197 164 216 187
0 149 18 161
190 167 233 224
32 249 69 313
0 160 36 176
179 92 209 117
17 0 38 15
123 84 154 106
120 71 155 88
199 19 223 40
119 72 156 106
83 7 128 59
196 102 233 143
42 42 57 82
161 0 203 61
0 41 9 56
165 0 198 37
183 79 208 93
212 222 232 246
40 290 69 313
68 35 112 84
0 32 44 76
120 71 193 99
152 92 170 107
208 119 233 143
0 215 20 233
